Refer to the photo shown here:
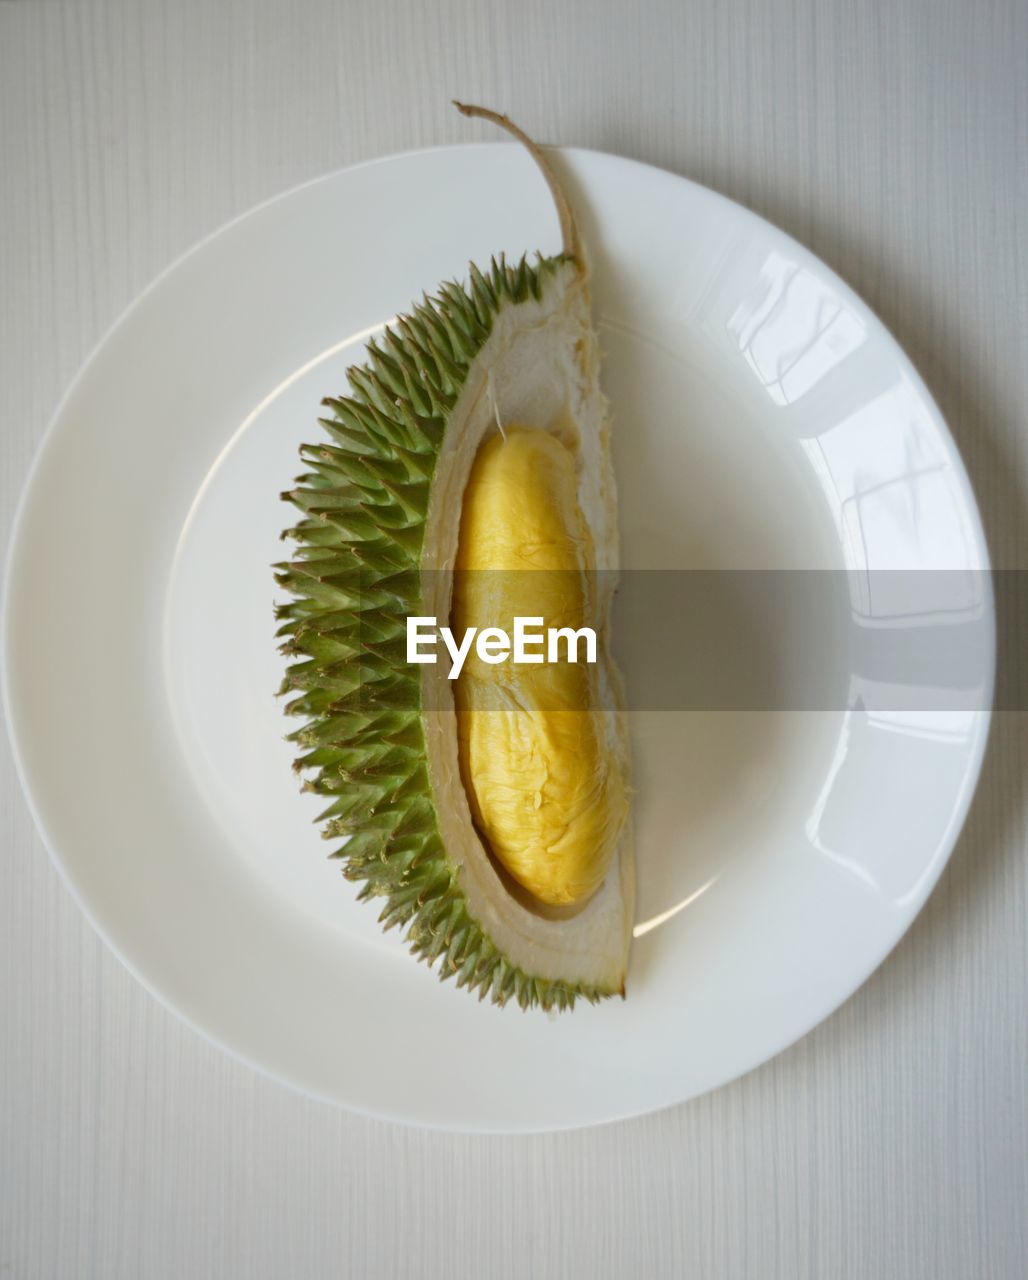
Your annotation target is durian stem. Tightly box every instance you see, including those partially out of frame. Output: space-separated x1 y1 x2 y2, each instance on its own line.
452 101 581 267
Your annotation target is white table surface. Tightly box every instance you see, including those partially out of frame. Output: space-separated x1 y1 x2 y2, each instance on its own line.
1 2 1025 1276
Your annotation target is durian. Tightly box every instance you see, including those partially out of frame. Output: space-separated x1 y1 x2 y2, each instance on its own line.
276 103 633 1010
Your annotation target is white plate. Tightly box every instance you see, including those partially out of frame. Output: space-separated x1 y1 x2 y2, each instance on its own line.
2 144 994 1132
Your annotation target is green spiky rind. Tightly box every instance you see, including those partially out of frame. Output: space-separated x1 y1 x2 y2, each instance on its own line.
275 252 611 1012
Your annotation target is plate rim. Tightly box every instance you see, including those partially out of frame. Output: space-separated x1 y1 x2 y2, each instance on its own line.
1 141 997 1132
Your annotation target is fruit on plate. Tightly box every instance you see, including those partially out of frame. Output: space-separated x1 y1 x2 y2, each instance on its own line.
275 104 633 1010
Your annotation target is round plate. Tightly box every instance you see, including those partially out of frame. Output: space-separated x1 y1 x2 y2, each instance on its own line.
2 144 993 1132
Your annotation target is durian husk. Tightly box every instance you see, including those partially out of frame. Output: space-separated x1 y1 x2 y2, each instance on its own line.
277 116 633 1011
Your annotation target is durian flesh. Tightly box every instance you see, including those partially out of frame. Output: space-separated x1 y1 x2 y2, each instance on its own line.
453 427 629 907
277 109 633 1010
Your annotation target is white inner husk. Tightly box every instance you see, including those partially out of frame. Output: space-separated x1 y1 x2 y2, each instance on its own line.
420 261 634 990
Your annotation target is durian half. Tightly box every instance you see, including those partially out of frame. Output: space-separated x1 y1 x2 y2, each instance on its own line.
276 104 633 1010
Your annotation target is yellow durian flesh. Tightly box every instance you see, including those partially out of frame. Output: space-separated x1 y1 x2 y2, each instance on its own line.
452 426 629 907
